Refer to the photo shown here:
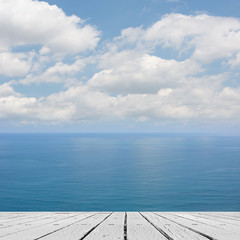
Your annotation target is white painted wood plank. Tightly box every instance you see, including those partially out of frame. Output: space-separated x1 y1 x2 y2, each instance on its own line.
127 212 167 240
0 213 84 229
0 213 26 217
0 213 88 239
84 212 125 240
174 213 240 234
190 212 240 226
0 213 51 228
0 213 68 224
198 212 240 221
142 212 207 240
155 212 240 240
0 213 24 218
39 212 111 240
215 212 240 218
0 213 31 223
1 212 240 239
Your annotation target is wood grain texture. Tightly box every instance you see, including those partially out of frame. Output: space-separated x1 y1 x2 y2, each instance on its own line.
172 212 240 234
84 212 125 240
0 212 240 240
197 212 240 221
0 213 56 229
141 212 207 240
0 213 95 240
127 212 167 240
37 212 111 240
154 212 240 240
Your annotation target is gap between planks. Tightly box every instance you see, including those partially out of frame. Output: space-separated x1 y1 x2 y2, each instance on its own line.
1 212 240 240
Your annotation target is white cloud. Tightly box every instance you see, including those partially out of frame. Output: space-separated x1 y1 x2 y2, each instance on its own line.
0 0 100 54
1 79 240 124
19 58 87 84
45 60 86 76
0 96 36 119
0 83 36 119
88 53 201 94
40 82 240 122
0 83 20 97
0 8 240 129
228 53 240 68
118 14 240 63
0 52 31 77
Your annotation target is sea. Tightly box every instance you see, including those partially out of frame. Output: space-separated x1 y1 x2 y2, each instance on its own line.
0 133 240 211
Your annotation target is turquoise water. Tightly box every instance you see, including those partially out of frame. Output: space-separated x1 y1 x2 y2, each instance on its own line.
0 133 240 211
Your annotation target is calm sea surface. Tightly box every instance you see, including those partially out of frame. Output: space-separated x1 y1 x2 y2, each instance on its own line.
0 133 240 211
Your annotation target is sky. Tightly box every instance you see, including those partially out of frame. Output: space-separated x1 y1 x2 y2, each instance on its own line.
0 0 240 133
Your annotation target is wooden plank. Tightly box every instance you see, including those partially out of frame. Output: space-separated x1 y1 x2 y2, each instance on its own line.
0 213 69 224
0 213 77 236
84 212 125 240
214 212 240 218
190 212 240 226
0 213 52 228
127 212 167 240
0 213 26 218
173 213 240 234
141 212 207 240
155 212 240 240
1 212 240 239
0 213 32 223
0 213 85 230
197 212 240 221
38 212 111 240
0 213 92 240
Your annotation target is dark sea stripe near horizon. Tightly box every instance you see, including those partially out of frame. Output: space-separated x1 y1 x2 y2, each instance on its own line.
0 133 240 211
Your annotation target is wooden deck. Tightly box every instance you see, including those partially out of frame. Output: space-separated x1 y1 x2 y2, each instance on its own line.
0 212 240 239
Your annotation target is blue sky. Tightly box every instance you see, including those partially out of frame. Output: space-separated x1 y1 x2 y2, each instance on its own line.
0 0 240 133
42 0 240 42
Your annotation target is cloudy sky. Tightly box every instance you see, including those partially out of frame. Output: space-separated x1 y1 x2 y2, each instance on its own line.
1 0 240 133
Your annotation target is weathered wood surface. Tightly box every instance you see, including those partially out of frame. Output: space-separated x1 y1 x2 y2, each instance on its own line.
0 212 240 239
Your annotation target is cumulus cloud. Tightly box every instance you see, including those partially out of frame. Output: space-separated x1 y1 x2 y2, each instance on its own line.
0 0 100 54
43 82 240 121
88 53 201 94
19 58 87 84
0 83 20 97
1 79 240 125
0 83 36 120
118 14 240 63
0 7 240 129
0 96 36 120
0 52 31 77
228 53 240 68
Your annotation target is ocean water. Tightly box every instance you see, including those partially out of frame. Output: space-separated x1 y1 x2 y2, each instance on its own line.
0 133 240 211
